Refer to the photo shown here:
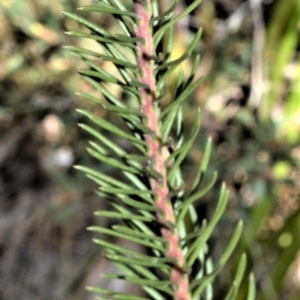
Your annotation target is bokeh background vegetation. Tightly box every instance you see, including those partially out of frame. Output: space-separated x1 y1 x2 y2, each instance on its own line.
0 0 299 299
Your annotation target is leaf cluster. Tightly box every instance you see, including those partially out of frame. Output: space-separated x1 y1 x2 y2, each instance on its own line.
64 1 255 299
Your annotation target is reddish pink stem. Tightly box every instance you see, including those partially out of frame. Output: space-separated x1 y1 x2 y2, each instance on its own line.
135 2 191 299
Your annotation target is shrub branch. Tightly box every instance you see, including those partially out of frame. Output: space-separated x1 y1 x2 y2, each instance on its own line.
135 2 191 299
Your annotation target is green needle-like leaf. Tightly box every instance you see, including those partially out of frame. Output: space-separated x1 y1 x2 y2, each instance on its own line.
87 147 140 174
247 273 256 300
153 0 203 48
161 76 204 118
186 184 229 266
177 172 218 225
123 277 174 295
78 93 149 135
66 45 139 69
101 0 136 33
93 238 143 257
75 165 133 190
152 0 180 22
106 199 157 234
63 11 111 37
156 53 190 71
78 124 126 156
81 76 134 107
89 226 165 251
161 104 180 143
112 293 150 300
118 196 164 212
78 5 137 18
78 68 121 85
219 221 243 265
167 109 201 185
180 220 207 243
106 254 172 271
86 286 113 294
108 291 150 300
184 54 201 87
190 268 220 297
77 109 147 151
65 30 137 50
95 211 155 222
223 254 247 300
100 186 154 197
126 154 153 163
113 225 166 243
190 136 213 194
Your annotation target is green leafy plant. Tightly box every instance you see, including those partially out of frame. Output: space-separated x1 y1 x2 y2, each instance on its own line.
63 0 255 299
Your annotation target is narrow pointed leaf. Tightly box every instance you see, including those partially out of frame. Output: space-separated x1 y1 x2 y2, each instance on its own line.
78 124 126 156
152 0 180 21
120 197 163 212
78 5 137 18
129 80 151 89
86 174 110 188
219 221 243 265
94 210 155 222
94 237 167 264
186 184 229 266
63 11 111 37
86 286 113 294
124 118 155 135
104 2 136 36
190 136 213 194
126 154 153 163
114 295 149 300
106 254 171 270
180 220 207 243
183 54 201 88
123 277 173 295
74 165 133 190
166 109 201 165
191 267 221 297
100 186 155 197
65 30 137 50
223 254 247 300
123 171 149 191
161 76 204 118
88 227 165 251
66 45 138 69
177 172 218 224
79 69 121 85
161 104 179 143
167 109 201 184
156 53 190 71
98 55 139 69
99 186 155 204
87 147 140 174
247 273 256 300
93 238 145 257
114 34 144 43
145 166 163 180
113 225 166 243
153 0 203 48
104 197 157 234
80 76 129 108
77 109 147 149
109 292 149 300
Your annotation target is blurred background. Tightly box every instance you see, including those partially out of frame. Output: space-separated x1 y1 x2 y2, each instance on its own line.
0 0 299 299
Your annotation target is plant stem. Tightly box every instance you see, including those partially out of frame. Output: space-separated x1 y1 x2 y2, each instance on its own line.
135 2 191 299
